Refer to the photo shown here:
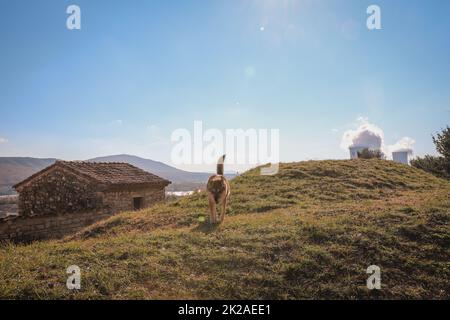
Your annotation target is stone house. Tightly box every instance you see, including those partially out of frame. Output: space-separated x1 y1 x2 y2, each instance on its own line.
13 161 171 217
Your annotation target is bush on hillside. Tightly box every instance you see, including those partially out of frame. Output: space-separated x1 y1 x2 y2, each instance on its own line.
433 126 450 160
412 126 450 179
411 155 449 179
357 148 385 159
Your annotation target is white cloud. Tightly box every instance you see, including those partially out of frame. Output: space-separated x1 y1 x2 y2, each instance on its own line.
388 137 415 154
340 117 416 158
0 137 8 144
340 117 385 151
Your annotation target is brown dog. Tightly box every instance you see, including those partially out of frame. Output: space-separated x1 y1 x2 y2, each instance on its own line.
206 155 230 224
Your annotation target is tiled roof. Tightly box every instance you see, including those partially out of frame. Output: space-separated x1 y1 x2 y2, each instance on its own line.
14 161 170 190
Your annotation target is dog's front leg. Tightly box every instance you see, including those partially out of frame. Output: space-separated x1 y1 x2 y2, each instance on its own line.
208 194 217 224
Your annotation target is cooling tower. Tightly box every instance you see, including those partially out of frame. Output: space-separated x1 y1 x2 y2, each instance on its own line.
392 151 410 165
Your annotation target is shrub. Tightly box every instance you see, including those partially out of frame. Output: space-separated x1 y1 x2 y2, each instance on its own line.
412 126 450 179
357 148 385 159
411 155 449 179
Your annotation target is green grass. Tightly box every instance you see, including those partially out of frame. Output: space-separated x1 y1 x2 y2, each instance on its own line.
0 159 449 299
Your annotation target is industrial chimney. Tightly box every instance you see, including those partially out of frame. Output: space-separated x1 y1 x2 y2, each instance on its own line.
392 151 410 165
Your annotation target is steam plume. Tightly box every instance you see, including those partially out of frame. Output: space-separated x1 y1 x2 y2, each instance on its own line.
388 137 415 154
341 117 384 150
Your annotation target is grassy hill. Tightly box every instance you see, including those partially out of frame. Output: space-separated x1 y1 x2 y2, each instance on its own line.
0 160 449 299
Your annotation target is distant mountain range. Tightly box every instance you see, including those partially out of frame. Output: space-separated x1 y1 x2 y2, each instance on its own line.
0 157 56 195
0 154 236 195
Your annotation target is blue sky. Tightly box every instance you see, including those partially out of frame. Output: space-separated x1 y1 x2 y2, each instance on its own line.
0 0 449 171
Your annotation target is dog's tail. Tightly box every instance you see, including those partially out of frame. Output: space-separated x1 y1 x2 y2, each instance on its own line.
217 154 226 175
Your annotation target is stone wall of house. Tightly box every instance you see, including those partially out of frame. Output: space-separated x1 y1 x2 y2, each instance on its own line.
7 167 167 242
0 210 113 242
0 195 18 219
0 186 166 242
18 167 104 217
103 186 165 212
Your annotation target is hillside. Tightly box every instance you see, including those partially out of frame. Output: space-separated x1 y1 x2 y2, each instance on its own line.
0 160 449 299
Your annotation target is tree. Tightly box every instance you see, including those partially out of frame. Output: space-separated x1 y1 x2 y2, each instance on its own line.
410 155 448 179
432 126 450 160
357 148 385 159
411 126 450 179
